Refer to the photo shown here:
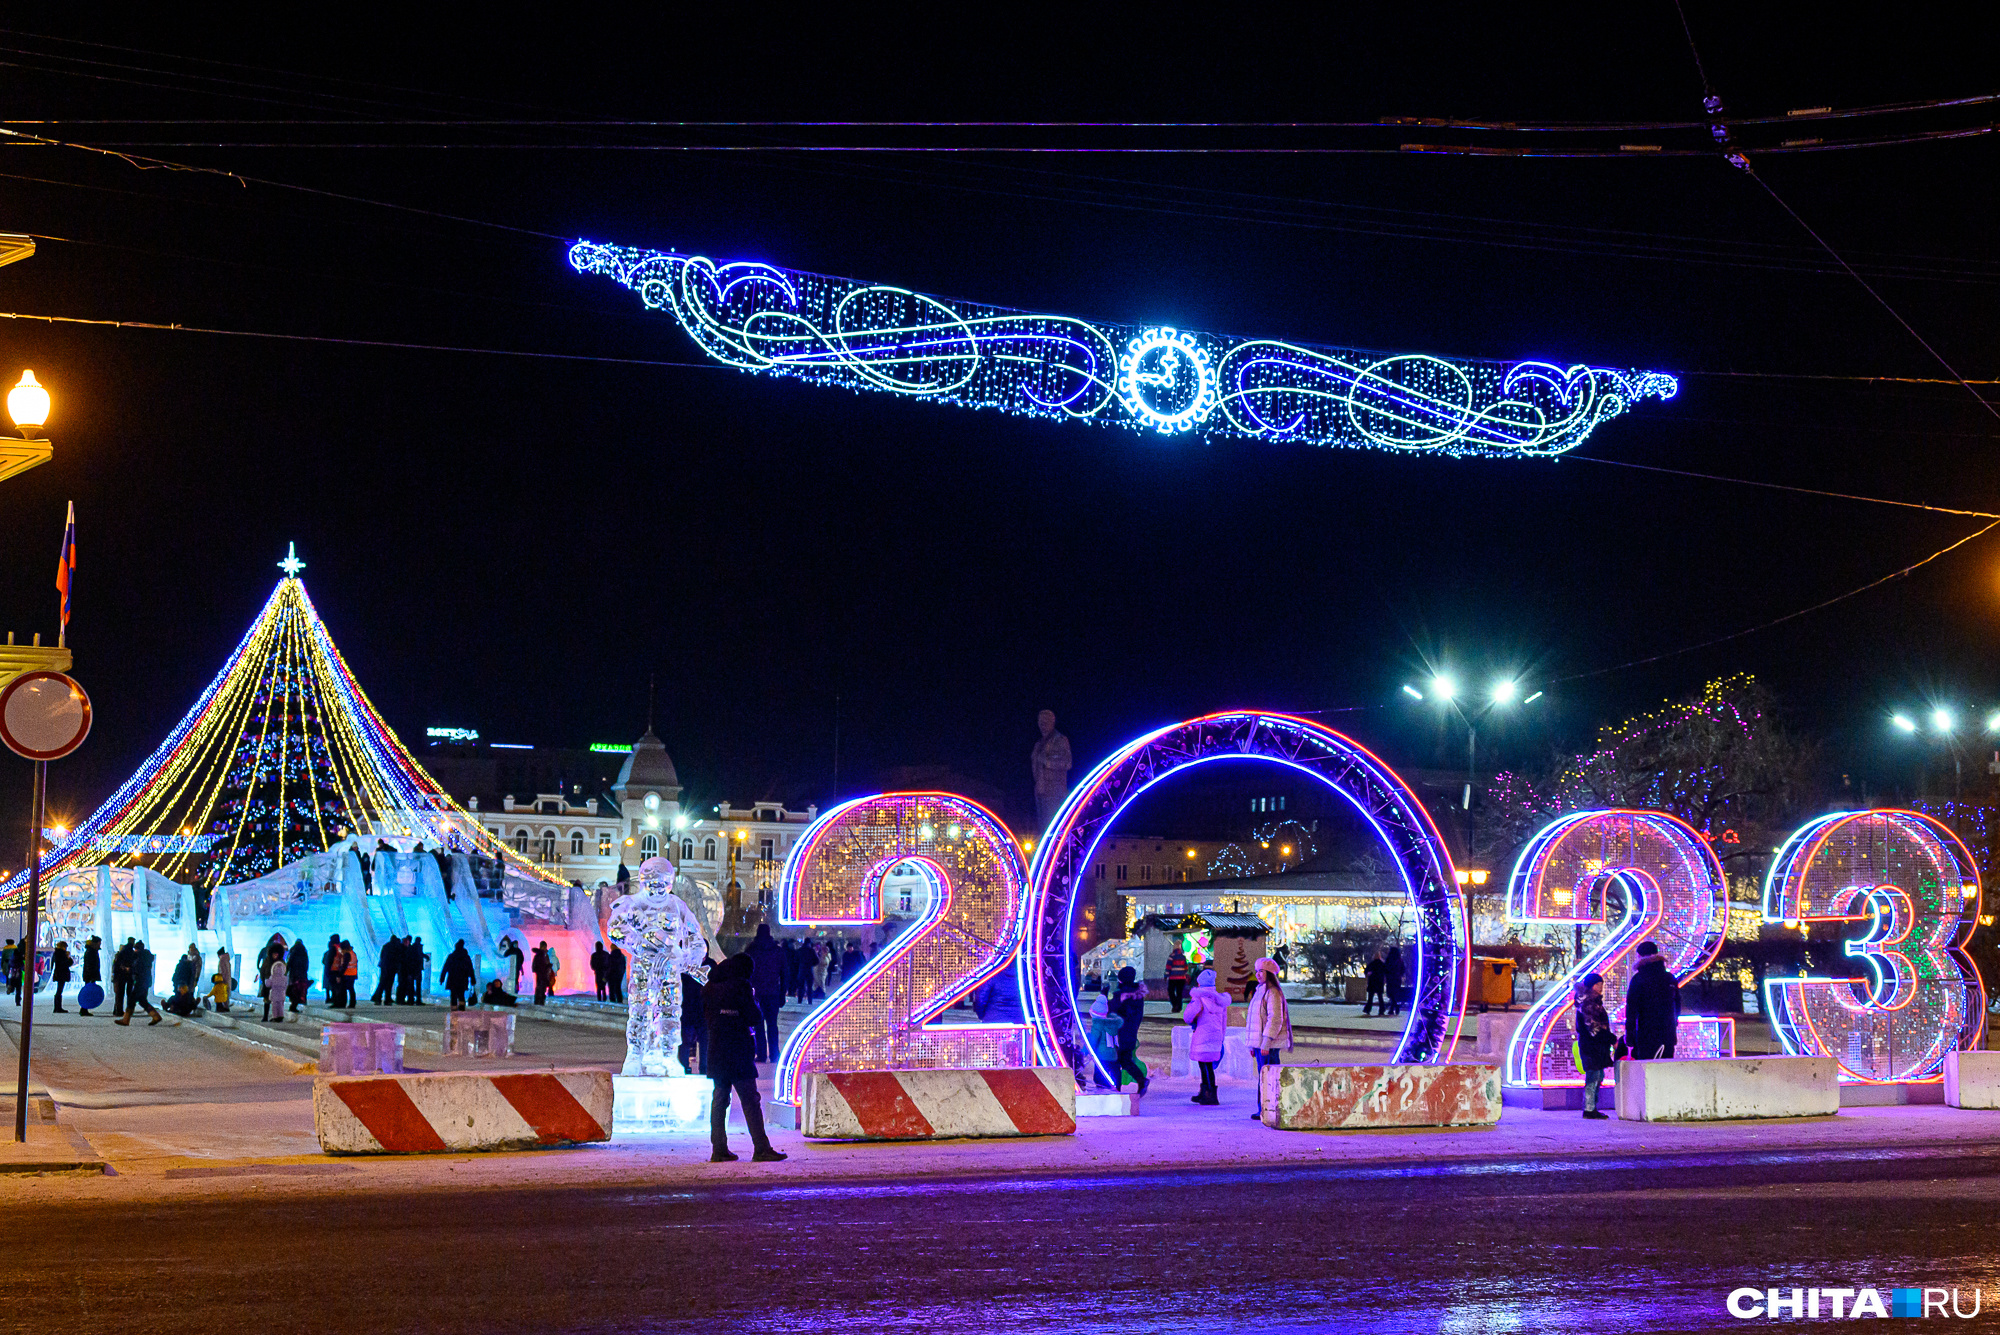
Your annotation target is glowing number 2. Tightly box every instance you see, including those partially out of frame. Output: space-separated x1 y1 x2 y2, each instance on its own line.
774 793 1034 1106
1764 809 1985 1083
1505 810 1731 1087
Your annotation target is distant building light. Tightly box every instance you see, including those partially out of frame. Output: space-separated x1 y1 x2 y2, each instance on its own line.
426 727 480 743
590 743 633 754
489 743 533 750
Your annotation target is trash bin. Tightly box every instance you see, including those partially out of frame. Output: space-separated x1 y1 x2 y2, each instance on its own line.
1469 956 1515 1010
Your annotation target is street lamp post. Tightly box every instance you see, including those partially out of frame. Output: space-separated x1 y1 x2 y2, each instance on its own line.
1405 673 1543 812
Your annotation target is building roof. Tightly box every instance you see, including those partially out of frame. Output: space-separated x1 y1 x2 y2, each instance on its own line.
614 727 680 798
1142 912 1269 937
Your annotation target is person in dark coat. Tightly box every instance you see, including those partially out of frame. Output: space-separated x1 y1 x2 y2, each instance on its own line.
398 936 425 1005
1109 966 1150 1093
1164 948 1189 1013
322 934 342 1001
442 940 477 1010
531 941 557 1004
590 942 610 1002
1383 946 1406 1017
373 937 398 1004
111 938 135 1018
607 944 627 1003
781 938 801 1004
1625 940 1680 1060
744 924 786 1061
480 979 518 1007
971 969 1025 1025
286 939 311 1010
678 955 710 1076
170 945 202 1003
703 953 785 1163
1363 950 1388 1016
840 941 864 985
79 936 102 1015
49 940 73 1012
1574 971 1617 1119
116 941 162 1025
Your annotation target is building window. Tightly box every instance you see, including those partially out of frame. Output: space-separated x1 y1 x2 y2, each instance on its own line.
571 831 585 856
682 839 694 861
760 838 774 861
899 884 914 913
599 832 612 857
1094 864 1106 880
513 829 529 853
540 830 557 862
640 834 659 858
1116 864 1127 882
1140 865 1152 882
704 838 717 861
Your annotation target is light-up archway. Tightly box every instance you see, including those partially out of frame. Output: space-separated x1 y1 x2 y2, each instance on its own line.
1018 711 1468 1080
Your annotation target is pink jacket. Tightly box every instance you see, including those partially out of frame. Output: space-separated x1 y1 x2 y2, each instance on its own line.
1246 980 1293 1051
1182 985 1230 1062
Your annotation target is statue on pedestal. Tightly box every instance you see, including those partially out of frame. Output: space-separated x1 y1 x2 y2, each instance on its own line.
1031 709 1074 832
606 856 711 1077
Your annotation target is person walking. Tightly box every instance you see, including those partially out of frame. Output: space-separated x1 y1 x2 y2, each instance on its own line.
1383 946 1405 1017
1109 966 1150 1094
79 935 102 1015
590 942 610 1002
1165 947 1190 1013
808 939 827 1001
1625 940 1680 1060
2 939 18 1003
286 938 310 1011
116 941 162 1025
500 937 526 994
262 949 289 1023
531 941 556 1004
1087 996 1123 1081
339 940 359 1008
1363 950 1387 1016
840 940 864 986
1246 956 1293 1121
442 940 476 1011
321 934 342 1005
607 943 627 1004
49 940 74 1013
745 923 786 1062
396 936 423 1005
1182 968 1229 1105
111 938 135 1019
1575 971 1618 1119
703 953 786 1163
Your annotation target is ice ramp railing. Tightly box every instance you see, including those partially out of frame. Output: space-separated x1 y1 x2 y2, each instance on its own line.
212 841 371 964
37 864 197 960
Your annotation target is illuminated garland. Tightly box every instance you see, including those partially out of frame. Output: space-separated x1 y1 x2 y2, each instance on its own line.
569 240 1677 458
1 556 552 904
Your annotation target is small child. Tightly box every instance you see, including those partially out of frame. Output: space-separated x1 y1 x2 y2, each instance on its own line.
210 969 232 1013
1087 995 1124 1087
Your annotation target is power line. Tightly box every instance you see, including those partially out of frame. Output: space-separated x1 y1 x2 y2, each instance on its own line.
1563 454 1999 518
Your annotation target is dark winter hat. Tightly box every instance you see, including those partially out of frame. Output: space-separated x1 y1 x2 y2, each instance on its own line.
1117 966 1137 984
1636 940 1660 957
1579 972 1604 991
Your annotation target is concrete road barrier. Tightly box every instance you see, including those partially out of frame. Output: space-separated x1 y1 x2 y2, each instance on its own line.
800 1067 1074 1140
1616 1056 1837 1122
1945 1051 2000 1109
1260 1063 1501 1130
315 1069 612 1154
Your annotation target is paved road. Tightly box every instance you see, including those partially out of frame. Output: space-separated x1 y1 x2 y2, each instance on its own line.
10 1140 1998 1334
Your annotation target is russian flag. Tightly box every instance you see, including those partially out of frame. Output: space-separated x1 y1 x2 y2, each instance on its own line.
55 500 75 638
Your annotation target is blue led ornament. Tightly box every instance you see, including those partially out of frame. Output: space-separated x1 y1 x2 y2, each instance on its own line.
570 239 1676 457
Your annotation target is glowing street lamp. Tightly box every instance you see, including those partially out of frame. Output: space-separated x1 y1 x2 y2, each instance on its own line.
0 368 53 483
1404 668 1544 811
1933 708 1956 734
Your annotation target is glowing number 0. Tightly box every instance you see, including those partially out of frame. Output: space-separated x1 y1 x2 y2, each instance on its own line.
1763 809 1985 1083
774 793 1034 1106
1506 810 1732 1087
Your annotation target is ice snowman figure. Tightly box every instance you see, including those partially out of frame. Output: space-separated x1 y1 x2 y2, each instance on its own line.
607 856 712 1077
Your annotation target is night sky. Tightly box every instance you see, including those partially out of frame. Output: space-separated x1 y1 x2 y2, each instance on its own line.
0 9 1994 839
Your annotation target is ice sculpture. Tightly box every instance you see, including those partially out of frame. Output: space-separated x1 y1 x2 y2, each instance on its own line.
607 857 711 1077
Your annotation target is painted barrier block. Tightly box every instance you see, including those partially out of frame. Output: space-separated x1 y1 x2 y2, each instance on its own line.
1615 1056 1837 1122
1260 1063 1502 1131
612 1073 712 1134
799 1067 1075 1140
314 1068 612 1154
1945 1051 2000 1110
1075 1091 1140 1117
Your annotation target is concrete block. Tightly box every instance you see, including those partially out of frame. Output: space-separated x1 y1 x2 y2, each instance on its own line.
1075 1091 1141 1117
1946 1051 2000 1109
1260 1063 1502 1131
611 1074 711 1135
1616 1056 1837 1122
1840 1080 1945 1107
314 1069 612 1154
799 1067 1075 1140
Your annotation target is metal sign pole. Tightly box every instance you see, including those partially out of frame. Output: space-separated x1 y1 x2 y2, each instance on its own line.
14 759 45 1142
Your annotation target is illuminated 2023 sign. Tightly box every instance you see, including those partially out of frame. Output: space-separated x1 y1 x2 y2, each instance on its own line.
569 240 1676 458
1763 809 1985 1083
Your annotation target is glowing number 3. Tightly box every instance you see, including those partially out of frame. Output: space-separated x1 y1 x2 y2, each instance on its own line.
1764 809 1985 1083
1505 810 1731 1087
774 793 1034 1105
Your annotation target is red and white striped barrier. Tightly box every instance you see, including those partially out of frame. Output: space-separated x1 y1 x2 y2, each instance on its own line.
800 1067 1075 1140
1261 1063 1502 1130
314 1069 612 1154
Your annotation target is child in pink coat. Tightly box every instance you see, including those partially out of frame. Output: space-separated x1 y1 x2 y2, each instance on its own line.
1182 969 1230 1105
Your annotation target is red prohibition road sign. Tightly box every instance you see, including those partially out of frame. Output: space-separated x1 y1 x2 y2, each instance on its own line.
0 670 91 761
